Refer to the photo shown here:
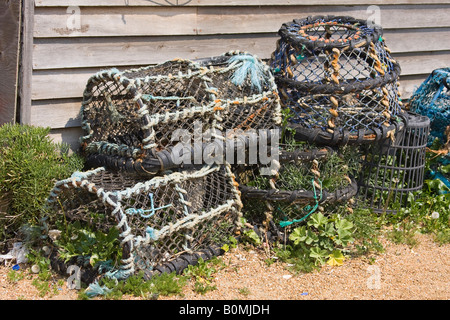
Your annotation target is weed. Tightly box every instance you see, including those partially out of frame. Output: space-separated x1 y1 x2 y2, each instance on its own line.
80 271 187 300
7 269 25 284
183 257 223 295
0 124 84 246
238 287 251 296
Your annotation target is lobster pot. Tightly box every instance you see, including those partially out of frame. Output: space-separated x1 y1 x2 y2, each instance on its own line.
270 15 404 146
80 51 281 175
409 68 450 146
357 112 430 213
46 165 242 279
234 145 358 240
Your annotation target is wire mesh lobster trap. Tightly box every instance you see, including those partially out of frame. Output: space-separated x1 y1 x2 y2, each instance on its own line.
357 112 430 213
233 144 358 242
270 15 404 146
80 51 281 175
46 164 242 280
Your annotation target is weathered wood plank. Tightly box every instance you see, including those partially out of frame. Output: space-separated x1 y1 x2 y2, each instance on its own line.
35 0 450 7
196 5 450 35
30 99 82 129
0 0 21 125
19 0 34 125
48 127 84 152
32 34 277 70
393 51 450 76
32 28 450 70
33 5 450 38
34 6 198 38
31 69 96 101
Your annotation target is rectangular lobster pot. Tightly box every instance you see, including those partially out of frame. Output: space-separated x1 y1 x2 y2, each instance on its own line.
270 15 404 146
357 112 430 213
46 164 242 280
80 51 281 175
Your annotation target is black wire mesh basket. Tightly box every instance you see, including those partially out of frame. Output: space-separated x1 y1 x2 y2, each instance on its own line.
234 144 358 242
357 112 430 213
46 164 242 280
270 15 404 146
80 51 281 175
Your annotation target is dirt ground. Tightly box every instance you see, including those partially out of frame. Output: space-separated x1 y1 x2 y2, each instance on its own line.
0 233 448 301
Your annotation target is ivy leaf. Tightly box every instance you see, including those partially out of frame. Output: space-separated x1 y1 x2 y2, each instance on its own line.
305 230 319 245
322 222 336 238
335 219 353 231
308 212 328 229
327 250 345 266
309 247 329 265
334 229 355 247
289 226 307 245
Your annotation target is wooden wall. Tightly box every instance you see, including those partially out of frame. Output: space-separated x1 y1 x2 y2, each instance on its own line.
24 0 450 150
0 1 22 125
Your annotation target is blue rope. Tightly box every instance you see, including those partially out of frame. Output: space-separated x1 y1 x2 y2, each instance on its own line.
85 281 112 298
125 193 172 218
279 178 323 228
229 54 268 92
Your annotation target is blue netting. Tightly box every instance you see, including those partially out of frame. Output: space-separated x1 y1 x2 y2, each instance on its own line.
409 68 450 144
409 68 450 185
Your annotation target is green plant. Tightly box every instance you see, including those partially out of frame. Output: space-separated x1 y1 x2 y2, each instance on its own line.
183 257 221 295
346 206 385 256
26 248 61 297
385 188 450 246
54 221 122 269
0 124 84 246
278 212 354 271
238 287 251 296
7 269 25 284
80 271 186 300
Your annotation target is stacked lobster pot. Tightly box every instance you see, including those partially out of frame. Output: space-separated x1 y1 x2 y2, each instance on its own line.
46 51 283 282
270 15 406 146
267 15 429 215
234 143 359 242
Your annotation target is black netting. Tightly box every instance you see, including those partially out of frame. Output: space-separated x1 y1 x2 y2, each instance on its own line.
270 15 404 145
233 143 358 241
357 112 430 213
80 51 281 174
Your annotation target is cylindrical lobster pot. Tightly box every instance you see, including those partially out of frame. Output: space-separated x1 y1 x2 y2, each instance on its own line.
270 15 404 146
234 144 358 242
357 112 430 213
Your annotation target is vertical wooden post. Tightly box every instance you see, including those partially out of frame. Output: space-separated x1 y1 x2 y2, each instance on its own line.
18 0 34 125
0 0 22 125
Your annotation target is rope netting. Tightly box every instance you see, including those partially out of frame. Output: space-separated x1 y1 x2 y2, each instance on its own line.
80 51 281 175
233 143 358 242
270 15 404 145
46 164 242 280
409 68 450 167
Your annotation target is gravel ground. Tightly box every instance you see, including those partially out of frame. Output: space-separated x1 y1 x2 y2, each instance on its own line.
0 233 448 300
